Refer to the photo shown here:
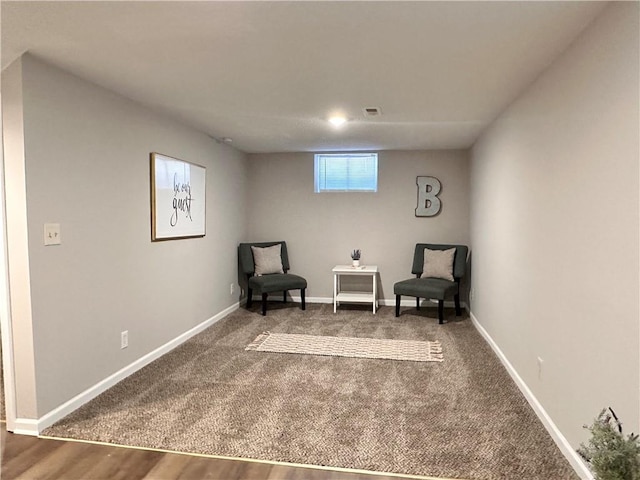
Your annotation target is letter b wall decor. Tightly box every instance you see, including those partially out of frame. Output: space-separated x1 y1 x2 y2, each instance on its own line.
415 176 441 217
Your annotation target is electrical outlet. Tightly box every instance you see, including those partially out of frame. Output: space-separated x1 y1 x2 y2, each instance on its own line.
121 330 129 349
230 283 234 295
537 356 544 379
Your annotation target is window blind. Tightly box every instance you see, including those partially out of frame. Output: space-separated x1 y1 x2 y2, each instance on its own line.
314 153 378 192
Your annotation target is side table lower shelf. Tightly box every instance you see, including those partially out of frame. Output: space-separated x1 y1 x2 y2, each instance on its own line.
332 265 379 314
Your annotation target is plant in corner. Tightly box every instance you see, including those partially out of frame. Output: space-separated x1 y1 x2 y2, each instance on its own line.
578 407 640 480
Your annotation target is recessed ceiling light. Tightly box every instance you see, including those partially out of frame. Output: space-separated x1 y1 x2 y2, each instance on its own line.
329 116 347 127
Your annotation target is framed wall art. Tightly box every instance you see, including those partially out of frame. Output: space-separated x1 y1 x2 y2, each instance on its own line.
150 152 206 241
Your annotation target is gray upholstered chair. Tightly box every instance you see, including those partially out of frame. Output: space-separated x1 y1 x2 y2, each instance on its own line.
394 243 468 324
238 241 307 316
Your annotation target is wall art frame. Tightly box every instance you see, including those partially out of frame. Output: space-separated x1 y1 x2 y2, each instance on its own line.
150 152 206 241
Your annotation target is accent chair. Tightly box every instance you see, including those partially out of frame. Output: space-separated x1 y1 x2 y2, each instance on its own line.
238 241 307 316
394 243 468 324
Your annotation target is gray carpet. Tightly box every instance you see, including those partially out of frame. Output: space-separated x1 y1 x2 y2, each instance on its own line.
43 304 579 480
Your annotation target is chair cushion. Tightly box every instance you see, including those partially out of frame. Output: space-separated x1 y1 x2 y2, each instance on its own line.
394 277 457 300
251 244 284 275
421 247 455 281
249 273 307 294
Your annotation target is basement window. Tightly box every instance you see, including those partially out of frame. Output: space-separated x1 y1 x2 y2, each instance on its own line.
314 153 378 193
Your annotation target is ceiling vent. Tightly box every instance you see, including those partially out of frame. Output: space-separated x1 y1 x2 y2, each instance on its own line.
363 107 382 117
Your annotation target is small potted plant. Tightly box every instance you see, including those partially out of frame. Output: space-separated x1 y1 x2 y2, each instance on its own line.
578 407 640 479
351 249 361 267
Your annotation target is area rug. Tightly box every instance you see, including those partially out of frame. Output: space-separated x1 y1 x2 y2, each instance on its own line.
43 304 579 480
246 331 443 362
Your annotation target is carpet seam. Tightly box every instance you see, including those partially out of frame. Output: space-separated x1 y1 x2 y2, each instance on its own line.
38 434 466 480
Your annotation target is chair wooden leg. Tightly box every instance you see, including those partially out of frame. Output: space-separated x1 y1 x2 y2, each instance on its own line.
438 300 444 324
301 288 306 310
454 293 461 316
262 293 268 316
247 288 253 308
416 297 420 311
283 291 287 303
395 295 401 317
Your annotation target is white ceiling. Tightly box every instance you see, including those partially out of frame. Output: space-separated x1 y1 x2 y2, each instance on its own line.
2 1 607 153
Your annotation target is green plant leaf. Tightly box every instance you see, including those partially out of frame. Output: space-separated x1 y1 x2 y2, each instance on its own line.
578 408 640 480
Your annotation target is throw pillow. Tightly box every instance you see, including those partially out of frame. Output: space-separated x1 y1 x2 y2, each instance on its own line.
421 248 455 281
251 244 284 276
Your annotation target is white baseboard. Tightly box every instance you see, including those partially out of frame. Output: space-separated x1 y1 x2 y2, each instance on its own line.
380 298 467 309
469 311 593 480
251 295 467 310
13 418 39 436
253 295 332 304
35 302 240 434
303 296 333 304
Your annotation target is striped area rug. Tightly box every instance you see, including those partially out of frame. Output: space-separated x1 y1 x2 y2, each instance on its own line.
246 331 443 362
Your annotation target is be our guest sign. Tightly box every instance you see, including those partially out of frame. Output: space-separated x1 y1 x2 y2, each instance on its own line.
150 152 206 241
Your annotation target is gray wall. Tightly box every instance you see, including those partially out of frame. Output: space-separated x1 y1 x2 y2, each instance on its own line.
19 55 248 416
246 150 470 301
470 2 639 447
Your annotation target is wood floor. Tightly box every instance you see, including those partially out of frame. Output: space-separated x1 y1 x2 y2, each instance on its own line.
0 423 420 480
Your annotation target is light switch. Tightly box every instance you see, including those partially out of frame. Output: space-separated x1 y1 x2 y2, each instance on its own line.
44 223 61 246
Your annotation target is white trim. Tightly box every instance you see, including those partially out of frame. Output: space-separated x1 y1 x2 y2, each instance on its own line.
301 296 332 304
1 56 35 433
469 311 594 480
249 296 468 310
250 295 332 304
0 120 17 432
12 417 39 436
380 298 468 309
35 302 240 433
288 295 332 304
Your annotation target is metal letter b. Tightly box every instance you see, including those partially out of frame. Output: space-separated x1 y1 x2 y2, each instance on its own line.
415 176 441 217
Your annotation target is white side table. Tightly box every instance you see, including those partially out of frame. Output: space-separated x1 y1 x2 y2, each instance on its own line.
332 265 379 314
